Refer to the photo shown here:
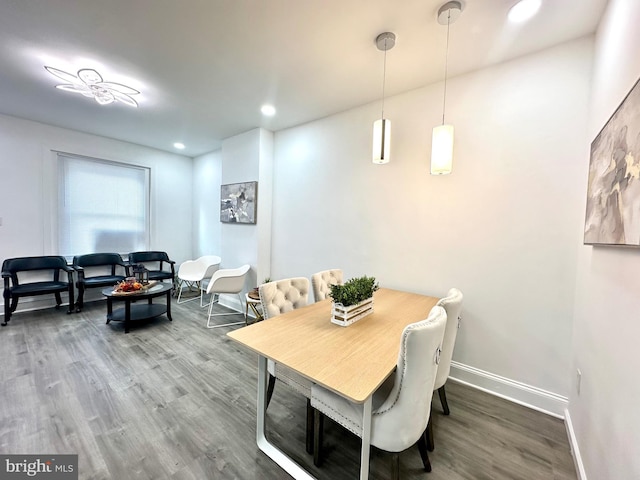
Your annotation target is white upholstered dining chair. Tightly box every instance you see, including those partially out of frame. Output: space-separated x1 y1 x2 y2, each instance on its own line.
205 264 250 329
425 287 463 452
311 305 447 478
259 277 310 321
176 255 221 306
258 276 314 451
433 287 464 414
310 268 343 302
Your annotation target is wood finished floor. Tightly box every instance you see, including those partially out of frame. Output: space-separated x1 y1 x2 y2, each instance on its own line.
0 297 577 480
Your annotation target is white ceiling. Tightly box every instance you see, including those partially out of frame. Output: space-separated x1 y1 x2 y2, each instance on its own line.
0 0 608 157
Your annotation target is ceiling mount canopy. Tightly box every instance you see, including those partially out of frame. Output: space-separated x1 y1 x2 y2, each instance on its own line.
437 1 463 25
375 31 396 51
372 31 396 165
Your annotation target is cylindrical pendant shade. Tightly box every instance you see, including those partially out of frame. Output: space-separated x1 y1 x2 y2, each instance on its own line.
431 124 454 175
372 118 391 164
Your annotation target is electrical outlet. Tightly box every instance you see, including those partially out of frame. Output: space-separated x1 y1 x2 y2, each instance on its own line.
576 368 582 395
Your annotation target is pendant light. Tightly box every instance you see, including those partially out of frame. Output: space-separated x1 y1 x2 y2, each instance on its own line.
431 1 462 175
373 32 395 164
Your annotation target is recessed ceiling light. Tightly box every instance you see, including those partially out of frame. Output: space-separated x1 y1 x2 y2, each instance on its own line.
45 66 140 107
508 0 541 23
261 104 276 116
173 142 185 149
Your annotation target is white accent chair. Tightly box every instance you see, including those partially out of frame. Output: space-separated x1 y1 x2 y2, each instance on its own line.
311 305 447 478
310 269 343 302
426 287 463 451
205 264 250 329
176 255 221 306
259 277 313 451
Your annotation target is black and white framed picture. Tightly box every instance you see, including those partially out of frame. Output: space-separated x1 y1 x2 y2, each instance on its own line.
220 181 257 224
584 76 640 246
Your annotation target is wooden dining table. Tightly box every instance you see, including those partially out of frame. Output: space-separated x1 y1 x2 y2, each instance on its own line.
227 287 439 480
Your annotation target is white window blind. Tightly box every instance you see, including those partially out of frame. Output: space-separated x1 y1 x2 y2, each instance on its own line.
58 154 150 257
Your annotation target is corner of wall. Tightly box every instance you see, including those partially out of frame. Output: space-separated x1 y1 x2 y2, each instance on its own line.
564 408 588 480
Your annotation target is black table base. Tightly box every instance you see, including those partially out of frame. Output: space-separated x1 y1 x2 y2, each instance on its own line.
103 283 173 333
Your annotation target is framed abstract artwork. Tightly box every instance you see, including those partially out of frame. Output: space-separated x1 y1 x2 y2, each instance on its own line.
220 181 257 224
584 77 640 246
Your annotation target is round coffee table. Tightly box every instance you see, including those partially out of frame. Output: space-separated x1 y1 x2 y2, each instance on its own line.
102 282 173 333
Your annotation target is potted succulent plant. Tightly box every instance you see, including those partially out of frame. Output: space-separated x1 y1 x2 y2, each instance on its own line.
329 276 379 326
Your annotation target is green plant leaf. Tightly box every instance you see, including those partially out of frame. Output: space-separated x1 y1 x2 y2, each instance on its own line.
329 276 379 307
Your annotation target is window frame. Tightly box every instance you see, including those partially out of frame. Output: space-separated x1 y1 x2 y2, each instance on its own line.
54 152 151 258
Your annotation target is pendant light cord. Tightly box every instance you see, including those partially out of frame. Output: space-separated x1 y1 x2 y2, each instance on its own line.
381 38 388 120
442 10 451 125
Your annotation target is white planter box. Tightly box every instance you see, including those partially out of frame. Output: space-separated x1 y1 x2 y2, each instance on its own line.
331 297 374 326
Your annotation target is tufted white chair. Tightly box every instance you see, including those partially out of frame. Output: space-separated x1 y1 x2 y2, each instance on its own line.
259 277 314 451
259 277 310 320
433 288 464 414
310 269 343 302
311 306 447 477
424 287 463 452
177 255 221 306
205 264 250 329
259 277 311 399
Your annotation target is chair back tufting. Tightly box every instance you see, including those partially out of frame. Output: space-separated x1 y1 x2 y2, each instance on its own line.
259 277 310 320
311 269 343 302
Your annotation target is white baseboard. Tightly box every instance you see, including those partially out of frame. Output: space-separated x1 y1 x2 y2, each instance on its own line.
564 408 588 480
449 361 568 418
1 295 74 317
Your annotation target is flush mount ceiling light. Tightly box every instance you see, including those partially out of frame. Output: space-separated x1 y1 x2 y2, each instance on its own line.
508 0 541 23
44 66 140 107
372 31 395 165
431 1 462 175
173 142 185 150
261 104 276 116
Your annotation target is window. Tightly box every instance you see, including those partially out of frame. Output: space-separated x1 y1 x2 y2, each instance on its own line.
58 153 149 256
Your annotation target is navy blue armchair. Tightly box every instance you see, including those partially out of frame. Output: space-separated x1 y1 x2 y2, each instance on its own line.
2 256 74 326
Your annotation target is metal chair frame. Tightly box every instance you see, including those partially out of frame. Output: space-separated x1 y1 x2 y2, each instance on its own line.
205 264 251 329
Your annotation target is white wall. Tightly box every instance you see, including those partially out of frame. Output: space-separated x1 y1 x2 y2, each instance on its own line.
256 128 274 283
0 113 193 310
220 129 260 291
203 128 274 310
271 38 593 414
188 128 275 313
193 149 222 258
569 1 640 479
